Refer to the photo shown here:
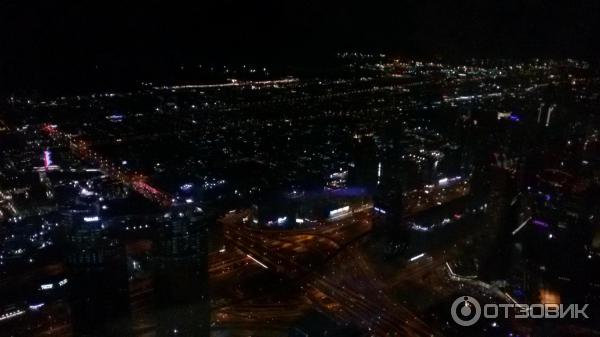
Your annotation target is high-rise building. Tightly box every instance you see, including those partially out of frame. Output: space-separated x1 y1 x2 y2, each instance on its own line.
153 205 209 337
66 214 130 336
349 134 378 190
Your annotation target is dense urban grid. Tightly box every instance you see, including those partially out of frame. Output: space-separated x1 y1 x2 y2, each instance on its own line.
1 54 600 337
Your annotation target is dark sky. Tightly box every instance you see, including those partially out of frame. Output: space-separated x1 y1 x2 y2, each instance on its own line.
1 1 599 94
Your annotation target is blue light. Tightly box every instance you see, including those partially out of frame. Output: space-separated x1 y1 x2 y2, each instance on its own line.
180 183 193 191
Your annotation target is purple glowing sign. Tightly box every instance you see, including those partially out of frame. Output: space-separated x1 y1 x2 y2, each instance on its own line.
532 219 549 228
43 150 52 169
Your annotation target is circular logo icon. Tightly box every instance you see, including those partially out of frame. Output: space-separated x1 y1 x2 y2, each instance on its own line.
451 296 481 326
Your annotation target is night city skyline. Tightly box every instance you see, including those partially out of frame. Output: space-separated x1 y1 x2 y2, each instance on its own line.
2 1 600 93
1 2 600 337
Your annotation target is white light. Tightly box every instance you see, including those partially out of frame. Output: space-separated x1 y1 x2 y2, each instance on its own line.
0 310 25 321
438 176 462 186
374 207 387 214
58 278 68 287
512 216 532 236
83 216 99 222
409 253 425 262
29 303 45 310
246 254 269 269
40 283 53 290
329 206 350 217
